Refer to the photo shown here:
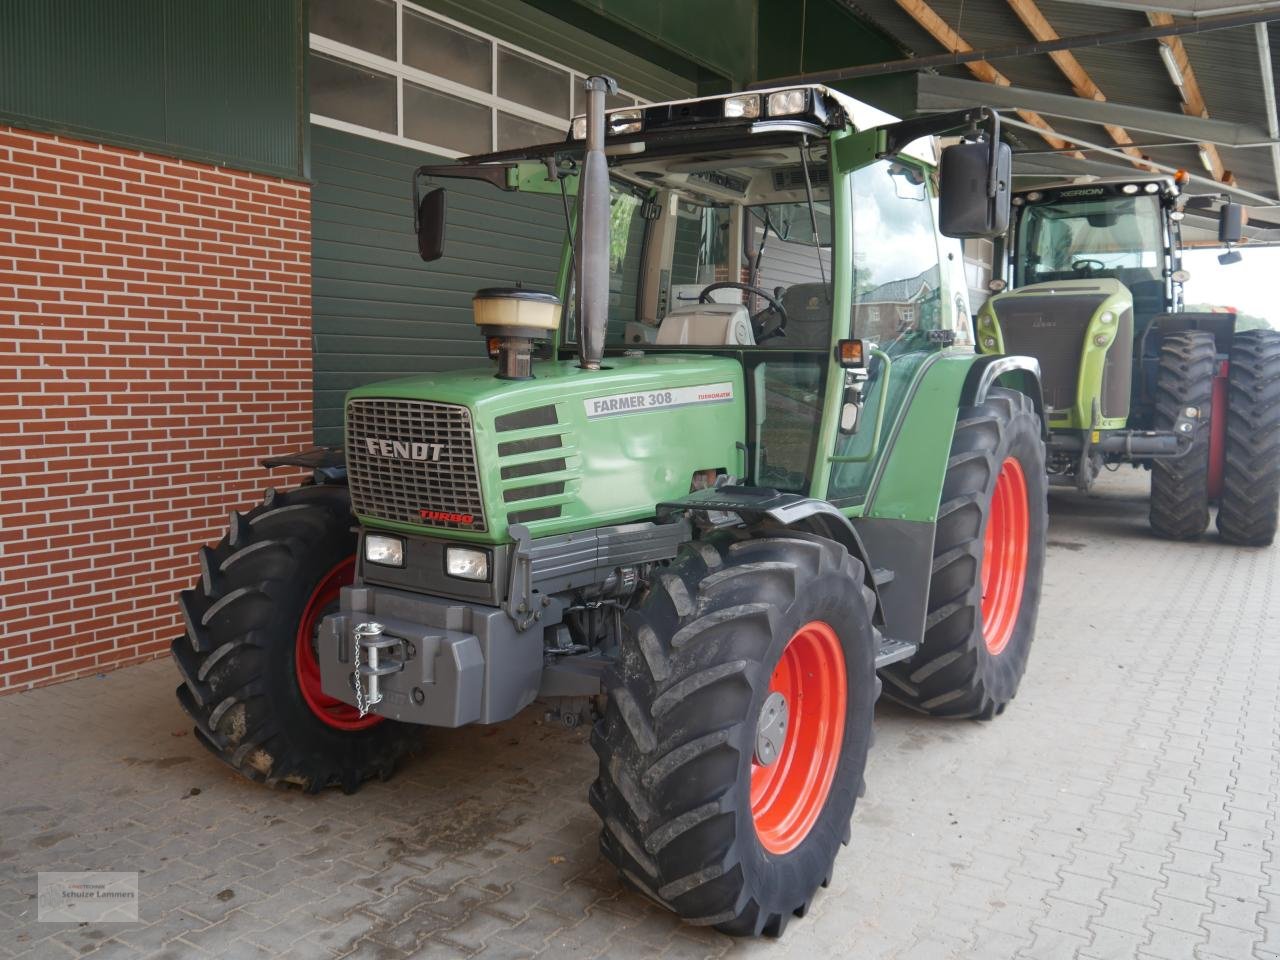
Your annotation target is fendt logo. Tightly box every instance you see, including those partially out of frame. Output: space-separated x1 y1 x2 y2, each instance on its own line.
420 509 475 525
363 437 445 462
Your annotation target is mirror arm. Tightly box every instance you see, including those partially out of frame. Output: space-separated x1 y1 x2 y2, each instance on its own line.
879 107 1000 159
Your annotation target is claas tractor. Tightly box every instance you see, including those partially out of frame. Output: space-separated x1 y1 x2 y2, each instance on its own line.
977 177 1280 544
172 80 1051 936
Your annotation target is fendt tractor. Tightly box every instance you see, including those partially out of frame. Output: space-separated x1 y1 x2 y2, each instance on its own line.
977 176 1280 544
172 80 1051 935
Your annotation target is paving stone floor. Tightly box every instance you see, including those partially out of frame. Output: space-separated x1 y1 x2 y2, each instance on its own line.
1 470 1277 959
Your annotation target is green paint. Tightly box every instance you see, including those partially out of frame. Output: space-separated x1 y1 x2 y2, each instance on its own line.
863 353 984 522
978 279 1133 431
349 355 745 543
0 0 305 178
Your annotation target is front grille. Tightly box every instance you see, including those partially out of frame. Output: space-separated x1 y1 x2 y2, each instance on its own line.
345 399 486 531
994 294 1099 412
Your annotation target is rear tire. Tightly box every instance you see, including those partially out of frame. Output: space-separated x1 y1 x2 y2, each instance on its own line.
880 387 1047 719
590 531 879 936
1217 329 1280 546
1149 331 1217 539
171 485 420 793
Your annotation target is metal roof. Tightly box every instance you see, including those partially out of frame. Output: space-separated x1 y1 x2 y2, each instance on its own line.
839 0 1280 238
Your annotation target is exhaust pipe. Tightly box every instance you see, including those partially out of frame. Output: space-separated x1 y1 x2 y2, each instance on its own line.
577 75 617 371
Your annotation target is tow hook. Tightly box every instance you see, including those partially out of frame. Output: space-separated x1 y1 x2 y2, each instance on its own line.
352 622 405 717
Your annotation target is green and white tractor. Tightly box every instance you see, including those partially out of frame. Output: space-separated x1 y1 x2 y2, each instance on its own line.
978 177 1280 543
172 80 1050 935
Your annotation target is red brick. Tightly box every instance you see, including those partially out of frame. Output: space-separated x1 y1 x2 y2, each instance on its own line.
0 124 312 694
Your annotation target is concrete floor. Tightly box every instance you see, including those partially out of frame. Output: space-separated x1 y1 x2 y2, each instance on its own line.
1 469 1277 959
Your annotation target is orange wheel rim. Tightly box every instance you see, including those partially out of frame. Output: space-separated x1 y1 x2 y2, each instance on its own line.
981 457 1030 656
295 557 382 731
750 621 846 855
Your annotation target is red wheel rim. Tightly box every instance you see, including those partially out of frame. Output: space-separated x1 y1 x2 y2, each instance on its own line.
981 457 1030 656
751 621 846 855
295 557 382 731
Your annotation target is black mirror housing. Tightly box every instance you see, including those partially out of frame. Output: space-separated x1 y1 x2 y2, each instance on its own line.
416 188 447 262
1219 202 1245 245
938 140 1011 239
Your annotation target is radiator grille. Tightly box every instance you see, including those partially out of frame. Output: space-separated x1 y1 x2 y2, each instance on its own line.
345 399 486 531
994 294 1099 413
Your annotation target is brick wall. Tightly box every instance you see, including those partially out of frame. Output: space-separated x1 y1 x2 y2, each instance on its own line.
0 126 313 693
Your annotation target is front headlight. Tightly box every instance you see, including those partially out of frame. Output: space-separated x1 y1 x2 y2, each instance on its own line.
365 534 405 568
724 94 761 119
608 108 642 135
445 546 491 582
570 116 586 139
766 89 807 116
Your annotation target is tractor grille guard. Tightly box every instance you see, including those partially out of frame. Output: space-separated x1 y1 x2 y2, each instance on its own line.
345 398 487 531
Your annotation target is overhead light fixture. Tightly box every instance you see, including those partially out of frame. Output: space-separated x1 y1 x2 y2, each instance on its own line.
1159 44 1185 90
1198 146 1215 173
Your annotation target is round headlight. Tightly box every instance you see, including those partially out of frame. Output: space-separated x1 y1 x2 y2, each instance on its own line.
983 336 997 349
1100 311 1115 325
1094 333 1112 347
1122 184 1139 195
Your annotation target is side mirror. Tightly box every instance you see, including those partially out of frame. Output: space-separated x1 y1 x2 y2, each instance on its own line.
1219 202 1245 245
416 188 447 262
938 140 1011 239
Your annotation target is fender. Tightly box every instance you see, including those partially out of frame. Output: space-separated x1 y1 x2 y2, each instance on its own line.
962 354 1048 438
262 446 348 484
656 487 886 625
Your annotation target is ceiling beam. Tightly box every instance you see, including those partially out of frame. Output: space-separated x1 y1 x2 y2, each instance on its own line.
1147 11 1232 183
891 0 1076 152
1004 0 1148 167
757 8 1280 85
1043 0 1280 16
1255 22 1280 199
914 73 1273 145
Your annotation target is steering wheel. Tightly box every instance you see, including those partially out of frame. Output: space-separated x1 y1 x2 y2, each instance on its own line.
698 281 788 341
1071 259 1106 276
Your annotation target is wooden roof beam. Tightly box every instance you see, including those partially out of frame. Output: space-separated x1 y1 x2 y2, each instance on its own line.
1147 11 1235 184
892 0 1080 154
1004 0 1150 168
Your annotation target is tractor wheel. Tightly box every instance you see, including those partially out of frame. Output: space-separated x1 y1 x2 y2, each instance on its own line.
1217 330 1280 546
590 531 879 936
1149 331 1217 539
170 484 419 793
880 387 1046 720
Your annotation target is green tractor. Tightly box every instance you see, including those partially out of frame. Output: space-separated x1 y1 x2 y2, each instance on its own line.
978 177 1280 544
172 81 1050 935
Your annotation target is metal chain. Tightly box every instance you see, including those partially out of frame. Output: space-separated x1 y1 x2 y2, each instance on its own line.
352 622 384 718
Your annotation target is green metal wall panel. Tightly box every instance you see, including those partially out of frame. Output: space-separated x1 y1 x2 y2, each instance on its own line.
0 0 304 178
523 0 755 86
311 125 568 446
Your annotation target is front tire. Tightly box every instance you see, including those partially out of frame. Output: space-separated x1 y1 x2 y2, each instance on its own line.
171 485 419 793
590 532 879 936
1217 329 1280 546
1149 331 1217 539
880 387 1047 719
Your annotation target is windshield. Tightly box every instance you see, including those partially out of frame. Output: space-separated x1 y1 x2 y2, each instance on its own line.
562 139 833 350
1015 194 1166 288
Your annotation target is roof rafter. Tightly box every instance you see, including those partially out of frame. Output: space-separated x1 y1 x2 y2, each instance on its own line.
1004 0 1149 168
891 0 1080 153
1147 11 1234 184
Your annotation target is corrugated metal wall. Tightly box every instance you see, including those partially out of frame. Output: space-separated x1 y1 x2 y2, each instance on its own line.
311 126 568 446
0 0 305 178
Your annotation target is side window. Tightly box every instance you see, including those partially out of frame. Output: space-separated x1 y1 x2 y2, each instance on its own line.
851 160 942 354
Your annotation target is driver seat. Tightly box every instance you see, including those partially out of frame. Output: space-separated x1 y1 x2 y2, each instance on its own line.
655 303 755 346
781 283 832 348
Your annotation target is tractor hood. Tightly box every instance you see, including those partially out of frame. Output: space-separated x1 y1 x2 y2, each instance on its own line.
343 355 746 543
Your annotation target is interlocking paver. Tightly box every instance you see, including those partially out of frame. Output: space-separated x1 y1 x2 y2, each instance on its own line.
1 470 1278 958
